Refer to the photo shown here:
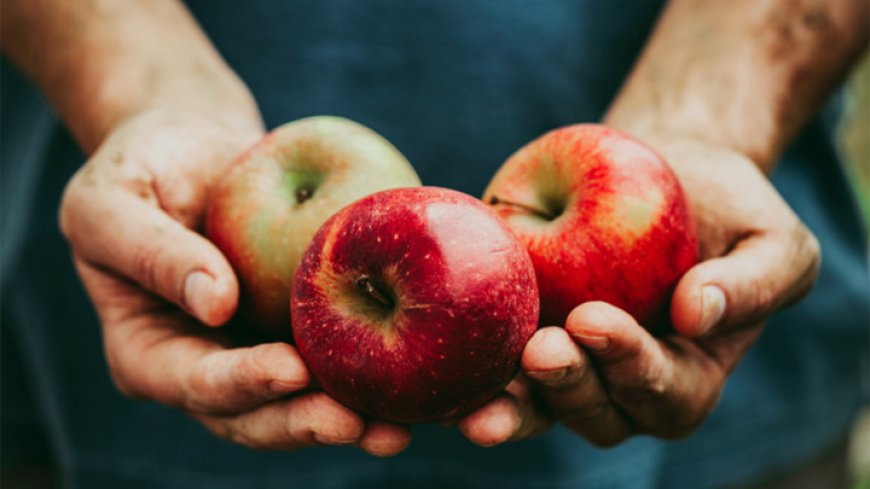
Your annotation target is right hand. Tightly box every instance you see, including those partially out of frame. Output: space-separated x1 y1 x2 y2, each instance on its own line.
59 109 411 456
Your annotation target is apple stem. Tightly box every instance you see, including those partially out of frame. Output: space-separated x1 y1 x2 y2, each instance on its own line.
356 275 395 309
488 195 554 220
295 186 313 204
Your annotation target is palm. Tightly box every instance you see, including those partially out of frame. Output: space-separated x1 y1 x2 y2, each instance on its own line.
61 110 412 455
460 138 820 446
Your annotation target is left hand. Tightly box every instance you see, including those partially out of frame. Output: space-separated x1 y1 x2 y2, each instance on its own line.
459 138 821 447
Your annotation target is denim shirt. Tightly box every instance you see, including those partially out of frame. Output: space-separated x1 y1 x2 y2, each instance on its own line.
2 2 867 488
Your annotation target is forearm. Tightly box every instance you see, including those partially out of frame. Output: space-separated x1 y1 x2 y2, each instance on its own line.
1 0 261 153
604 0 868 172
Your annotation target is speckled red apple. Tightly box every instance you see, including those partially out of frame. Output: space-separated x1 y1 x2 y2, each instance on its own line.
291 187 539 423
206 116 420 338
483 124 698 328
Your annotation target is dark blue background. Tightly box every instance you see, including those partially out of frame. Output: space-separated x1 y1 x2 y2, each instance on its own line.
2 2 867 487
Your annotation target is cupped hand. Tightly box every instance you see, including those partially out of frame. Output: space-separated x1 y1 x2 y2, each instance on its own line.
59 109 411 456
460 138 820 447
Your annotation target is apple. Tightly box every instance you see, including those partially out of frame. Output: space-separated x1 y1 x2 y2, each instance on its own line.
483 124 698 328
206 116 421 337
291 187 539 423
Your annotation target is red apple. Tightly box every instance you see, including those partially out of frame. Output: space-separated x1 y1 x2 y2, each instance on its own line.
291 187 539 423
483 124 697 328
206 116 420 337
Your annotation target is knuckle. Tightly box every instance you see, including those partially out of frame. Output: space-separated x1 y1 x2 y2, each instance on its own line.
234 347 274 394
182 365 225 414
749 280 775 318
248 343 289 376
130 245 162 292
184 372 212 410
241 344 284 391
610 368 667 405
759 222 822 315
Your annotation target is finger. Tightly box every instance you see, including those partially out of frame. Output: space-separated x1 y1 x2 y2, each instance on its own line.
356 422 412 457
126 334 311 415
61 184 238 326
567 302 722 438
504 376 552 441
128 336 311 415
671 227 820 337
522 327 633 447
180 342 312 414
79 257 311 414
458 376 551 447
459 395 518 447
197 392 365 450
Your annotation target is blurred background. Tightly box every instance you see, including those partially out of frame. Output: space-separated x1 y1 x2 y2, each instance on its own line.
842 56 870 245
842 54 870 489
1 55 868 489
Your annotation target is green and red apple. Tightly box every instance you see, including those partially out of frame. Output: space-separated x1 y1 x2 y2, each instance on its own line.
484 124 698 328
206 116 421 337
291 187 539 423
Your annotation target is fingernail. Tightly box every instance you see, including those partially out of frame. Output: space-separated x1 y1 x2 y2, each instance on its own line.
184 271 214 323
573 334 610 352
268 379 306 393
526 368 569 385
314 433 357 445
698 285 726 335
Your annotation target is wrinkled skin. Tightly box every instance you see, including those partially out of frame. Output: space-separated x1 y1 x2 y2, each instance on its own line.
60 109 413 456
458 138 820 447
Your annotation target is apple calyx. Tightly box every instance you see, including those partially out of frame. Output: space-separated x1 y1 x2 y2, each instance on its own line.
488 195 556 221
295 186 314 204
356 275 395 309
282 169 324 206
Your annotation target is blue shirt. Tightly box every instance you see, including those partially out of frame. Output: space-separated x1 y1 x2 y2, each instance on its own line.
2 1 867 487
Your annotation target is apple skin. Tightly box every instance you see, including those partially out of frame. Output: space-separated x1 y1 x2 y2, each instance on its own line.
206 116 421 338
483 124 698 328
291 187 539 423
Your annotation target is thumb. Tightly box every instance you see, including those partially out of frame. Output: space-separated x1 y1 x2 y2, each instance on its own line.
61 186 238 326
671 228 821 337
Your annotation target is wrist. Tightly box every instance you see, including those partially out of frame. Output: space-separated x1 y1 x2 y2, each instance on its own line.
62 43 262 153
83 66 262 152
603 94 782 174
3 0 263 154
602 0 868 175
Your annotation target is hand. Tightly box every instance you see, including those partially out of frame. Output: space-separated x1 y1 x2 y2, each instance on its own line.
59 109 411 456
459 138 820 447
